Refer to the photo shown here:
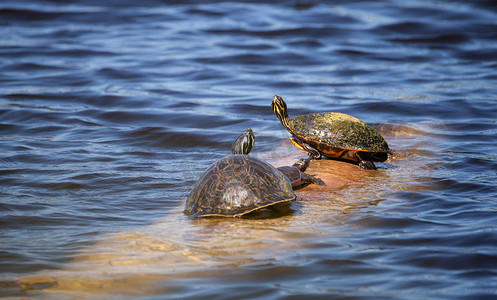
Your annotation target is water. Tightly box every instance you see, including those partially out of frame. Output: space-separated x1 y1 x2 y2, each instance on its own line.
1 0 497 298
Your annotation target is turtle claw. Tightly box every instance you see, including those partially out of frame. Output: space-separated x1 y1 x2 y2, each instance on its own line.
310 152 321 159
359 160 376 170
311 175 326 186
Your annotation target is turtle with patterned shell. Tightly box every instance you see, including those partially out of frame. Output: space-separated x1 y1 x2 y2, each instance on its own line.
185 128 323 218
271 95 392 170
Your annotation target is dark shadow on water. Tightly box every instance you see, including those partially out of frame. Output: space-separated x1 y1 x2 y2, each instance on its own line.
186 201 298 221
242 201 298 219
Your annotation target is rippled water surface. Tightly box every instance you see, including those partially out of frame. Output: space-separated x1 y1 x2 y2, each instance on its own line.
1 0 497 298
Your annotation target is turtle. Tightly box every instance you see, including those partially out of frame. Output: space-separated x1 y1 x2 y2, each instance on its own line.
231 128 324 188
185 128 299 218
271 95 392 170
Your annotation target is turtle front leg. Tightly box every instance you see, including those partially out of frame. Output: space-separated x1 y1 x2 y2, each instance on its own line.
291 155 312 172
356 153 376 170
290 136 321 159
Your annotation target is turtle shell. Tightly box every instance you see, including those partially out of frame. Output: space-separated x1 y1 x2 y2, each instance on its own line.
185 155 295 218
289 112 391 162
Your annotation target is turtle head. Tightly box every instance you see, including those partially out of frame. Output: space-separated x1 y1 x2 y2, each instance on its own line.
231 128 255 155
271 95 291 129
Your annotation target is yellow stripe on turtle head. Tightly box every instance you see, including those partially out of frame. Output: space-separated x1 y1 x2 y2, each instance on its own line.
271 95 291 131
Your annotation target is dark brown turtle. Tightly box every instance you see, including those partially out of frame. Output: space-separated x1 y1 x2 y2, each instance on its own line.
271 95 392 169
184 128 298 218
185 128 324 218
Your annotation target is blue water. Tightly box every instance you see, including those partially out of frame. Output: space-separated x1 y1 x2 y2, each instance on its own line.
1 0 497 298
